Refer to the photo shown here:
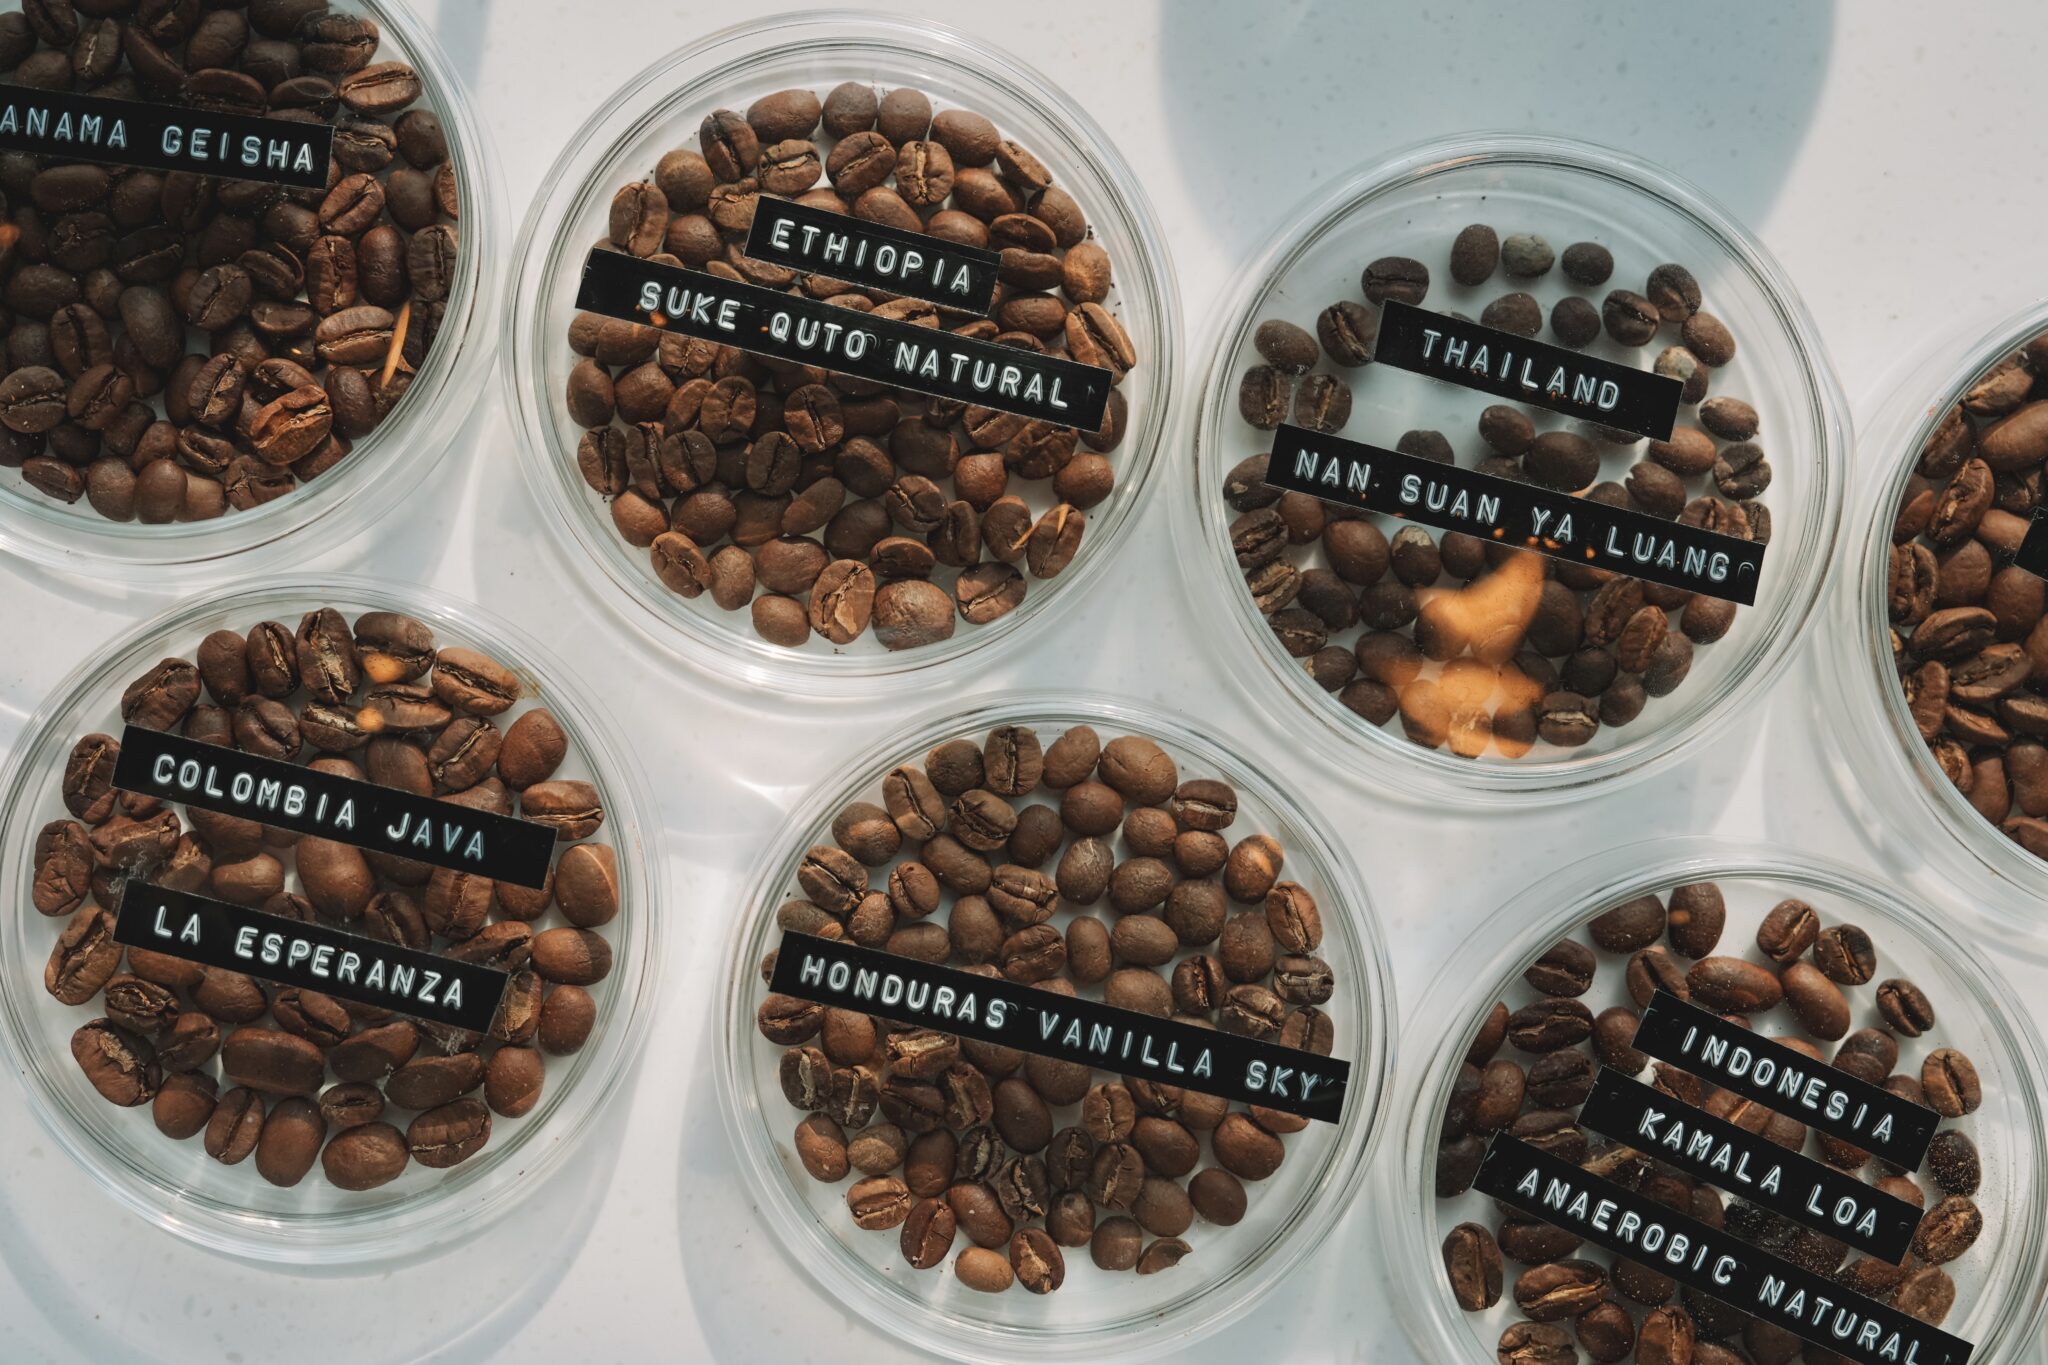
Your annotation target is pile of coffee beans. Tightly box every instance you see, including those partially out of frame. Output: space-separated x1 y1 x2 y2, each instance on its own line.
1227 226 1770 759
38 607 613 1191
754 723 1334 1292
1886 330 2048 860
564 82 1136 651
0 2 461 521
1434 883 1984 1362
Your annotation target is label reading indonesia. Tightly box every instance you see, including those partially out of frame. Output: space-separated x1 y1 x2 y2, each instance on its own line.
574 248 1112 431
767 931 1350 1123
744 197 999 315
0 85 332 189
113 725 557 890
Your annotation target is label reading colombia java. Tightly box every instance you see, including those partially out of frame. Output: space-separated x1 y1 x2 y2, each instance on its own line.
744 197 999 316
115 882 508 1032
113 725 557 891
1375 299 1684 441
0 85 333 189
1635 990 1939 1168
575 248 1111 431
1261 423 1765 605
1476 1136 1972 1365
768 931 1350 1122
1579 1066 1922 1264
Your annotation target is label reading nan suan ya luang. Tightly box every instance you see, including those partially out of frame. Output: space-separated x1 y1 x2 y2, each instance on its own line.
113 725 557 890
115 882 507 1031
1261 424 1766 605
0 86 333 189
1375 299 1684 441
768 931 1350 1123
743 197 1000 316
574 248 1112 431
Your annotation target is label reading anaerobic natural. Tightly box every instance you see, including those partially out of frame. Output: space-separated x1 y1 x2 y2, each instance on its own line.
1634 991 1939 1168
1375 300 1683 441
1261 424 1766 604
1475 1136 1973 1365
113 725 556 890
1579 1066 1922 1264
0 86 333 189
744 198 999 315
575 248 1112 430
115 882 508 1032
767 932 1351 1123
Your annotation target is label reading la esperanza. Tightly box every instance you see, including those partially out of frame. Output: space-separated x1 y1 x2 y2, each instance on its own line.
574 248 1111 430
768 932 1350 1122
1261 424 1765 605
115 882 508 1032
0 86 332 189
744 197 999 315
112 726 556 890
1375 299 1683 441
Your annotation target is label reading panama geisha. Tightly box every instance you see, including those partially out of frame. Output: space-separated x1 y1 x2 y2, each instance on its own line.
0 85 332 189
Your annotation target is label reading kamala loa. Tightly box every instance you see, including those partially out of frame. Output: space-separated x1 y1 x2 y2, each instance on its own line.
1634 991 1939 1168
1579 1066 1922 1264
768 932 1350 1123
1262 424 1765 605
1375 299 1683 441
115 882 507 1032
744 197 999 316
113 725 556 890
575 248 1111 431
1476 1136 1973 1365
0 85 332 189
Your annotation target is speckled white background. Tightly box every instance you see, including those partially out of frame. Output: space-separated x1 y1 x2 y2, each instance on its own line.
5 2 2048 1361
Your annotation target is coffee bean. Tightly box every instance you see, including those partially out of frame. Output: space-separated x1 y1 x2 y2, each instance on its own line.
1442 1221 1503 1309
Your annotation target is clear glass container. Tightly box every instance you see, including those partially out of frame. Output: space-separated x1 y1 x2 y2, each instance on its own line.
505 11 1180 695
1380 838 2048 1363
716 692 1392 1361
0 576 664 1263
1182 133 1849 801
0 0 502 579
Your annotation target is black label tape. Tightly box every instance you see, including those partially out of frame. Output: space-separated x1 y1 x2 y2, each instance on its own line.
115 882 508 1033
1580 1066 1921 1264
113 725 556 890
1261 424 1765 605
1375 299 1683 441
2009 508 2048 579
744 197 999 316
767 931 1350 1122
1477 1135 1973 1365
1634 991 1939 1170
574 247 1112 430
0 85 332 188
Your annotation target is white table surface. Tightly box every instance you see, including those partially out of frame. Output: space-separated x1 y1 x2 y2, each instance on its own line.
6 1 2048 1361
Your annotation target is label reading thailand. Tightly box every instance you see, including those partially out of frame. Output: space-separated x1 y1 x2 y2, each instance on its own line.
1634 991 1939 1169
113 725 556 890
2010 508 2048 579
1579 1066 1921 1264
1376 299 1683 441
767 932 1351 1122
1476 1136 1973 1365
0 85 332 189
744 197 999 315
575 248 1112 430
115 882 508 1032
1261 424 1765 604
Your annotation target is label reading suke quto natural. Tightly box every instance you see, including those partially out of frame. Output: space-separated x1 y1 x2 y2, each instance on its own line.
0 85 333 189
1261 423 1766 605
574 248 1112 430
112 725 557 890
768 932 1350 1123
1634 990 1939 1168
1578 1065 1922 1264
743 197 1000 316
114 881 508 1032
1375 299 1684 441
1475 1135 1973 1365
